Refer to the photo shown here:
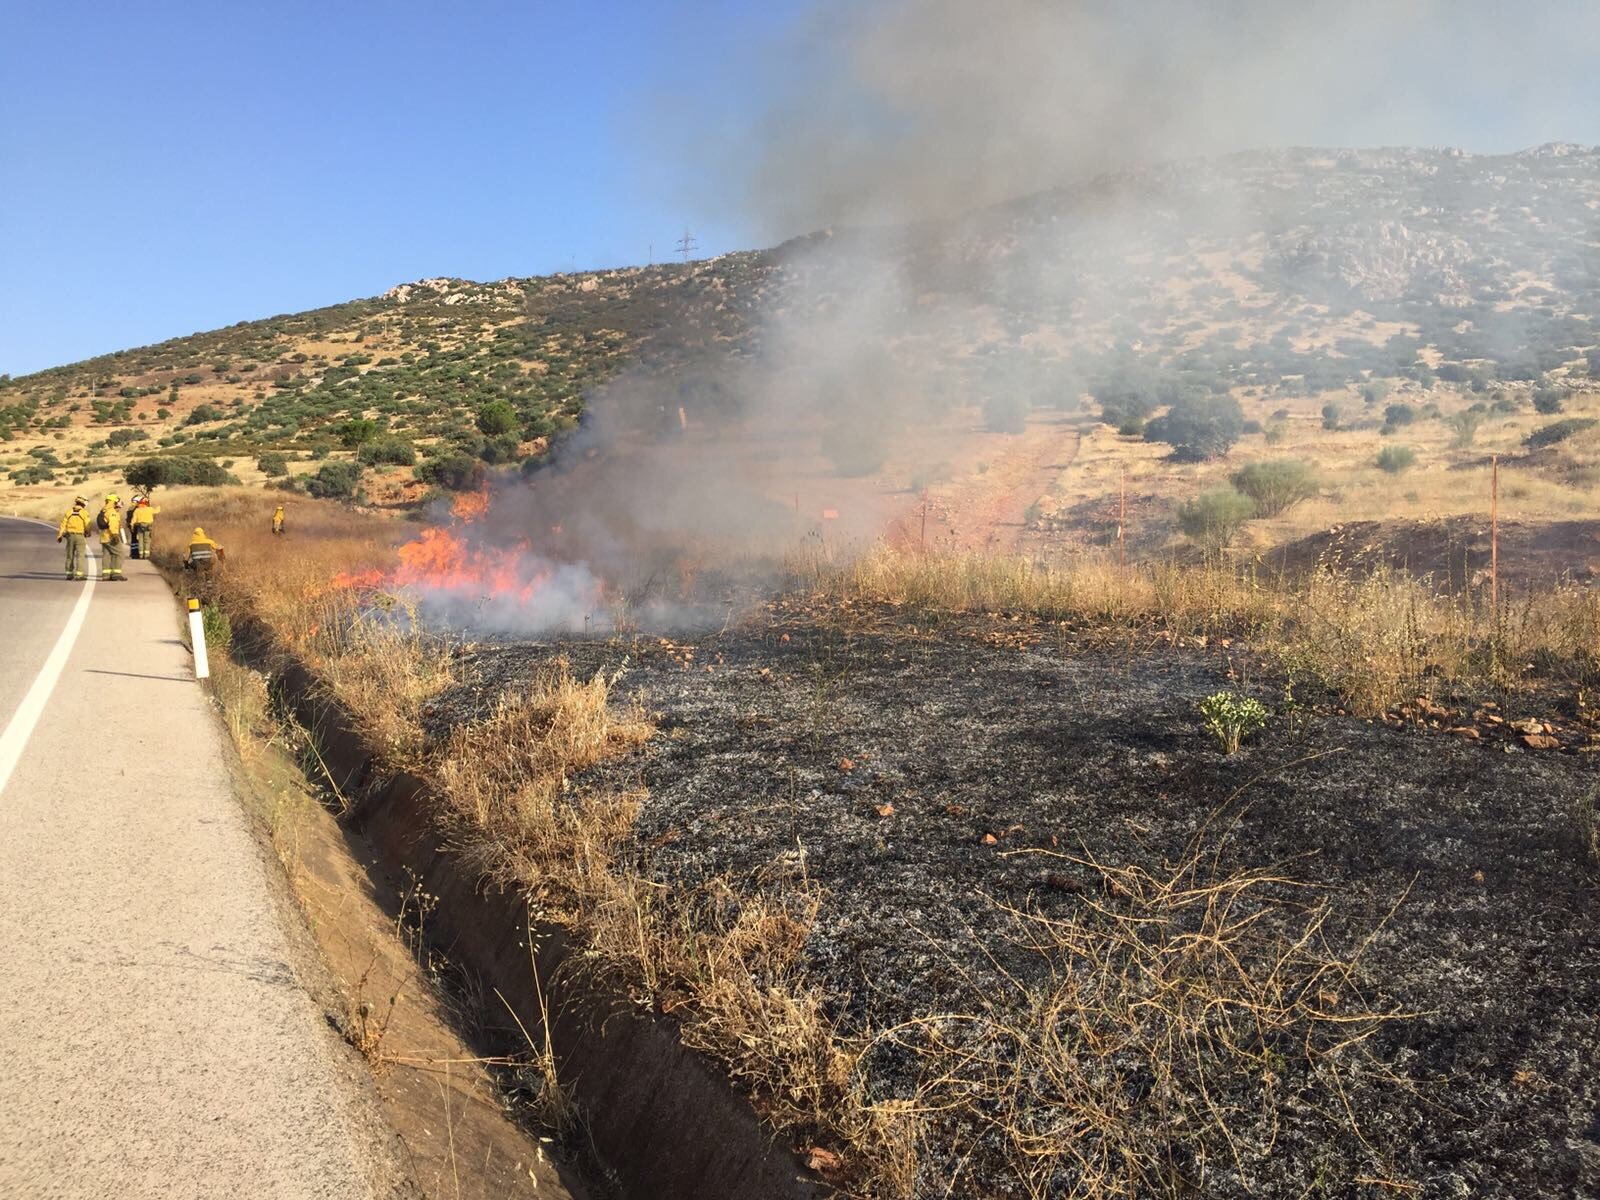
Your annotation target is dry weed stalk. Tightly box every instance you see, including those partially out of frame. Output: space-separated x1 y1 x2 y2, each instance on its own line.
869 846 1414 1199
345 959 401 1069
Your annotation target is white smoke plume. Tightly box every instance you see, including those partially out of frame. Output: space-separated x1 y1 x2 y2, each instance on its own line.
402 0 1597 634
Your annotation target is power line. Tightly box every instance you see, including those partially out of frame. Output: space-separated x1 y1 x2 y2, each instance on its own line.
675 227 698 263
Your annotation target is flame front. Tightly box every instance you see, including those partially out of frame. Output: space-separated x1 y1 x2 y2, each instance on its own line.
329 522 606 623
385 527 544 603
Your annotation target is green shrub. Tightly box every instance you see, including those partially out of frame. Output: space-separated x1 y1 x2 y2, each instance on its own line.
182 403 224 426
1383 403 1416 428
304 460 363 500
1445 410 1482 448
1320 402 1341 430
415 452 486 492
476 399 519 437
1198 691 1269 754
1144 394 1245 461
1533 386 1567 415
1230 459 1320 517
124 455 238 491
200 604 232 654
478 432 521 464
1175 487 1256 551
356 436 416 466
1525 418 1597 449
1375 445 1416 474
338 418 380 448
1094 378 1158 432
106 428 149 447
257 451 289 477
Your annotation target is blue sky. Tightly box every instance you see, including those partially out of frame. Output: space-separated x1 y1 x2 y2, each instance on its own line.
3 0 1598 377
0 0 804 375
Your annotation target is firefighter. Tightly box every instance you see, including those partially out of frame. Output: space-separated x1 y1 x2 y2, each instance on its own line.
271 504 285 535
128 496 159 559
56 496 92 581
185 527 225 572
98 494 126 582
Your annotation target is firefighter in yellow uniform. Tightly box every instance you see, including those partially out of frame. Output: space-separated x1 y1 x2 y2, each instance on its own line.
128 496 159 559
185 527 224 571
56 496 92 580
98 495 126 581
272 504 285 535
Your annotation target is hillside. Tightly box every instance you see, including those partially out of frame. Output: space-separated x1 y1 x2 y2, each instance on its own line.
4 144 1598 573
67 145 1600 1198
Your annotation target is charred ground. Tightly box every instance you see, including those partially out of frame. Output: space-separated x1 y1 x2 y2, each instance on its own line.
426 603 1600 1198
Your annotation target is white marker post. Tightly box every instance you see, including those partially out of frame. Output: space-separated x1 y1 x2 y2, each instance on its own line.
188 597 210 680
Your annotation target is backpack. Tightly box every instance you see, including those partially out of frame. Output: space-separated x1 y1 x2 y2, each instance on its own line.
96 510 110 531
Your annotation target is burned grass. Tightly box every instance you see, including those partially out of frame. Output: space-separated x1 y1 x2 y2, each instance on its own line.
174 490 1598 1197
430 604 1600 1198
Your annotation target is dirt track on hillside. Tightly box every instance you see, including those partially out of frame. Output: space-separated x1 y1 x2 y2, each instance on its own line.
897 414 1082 554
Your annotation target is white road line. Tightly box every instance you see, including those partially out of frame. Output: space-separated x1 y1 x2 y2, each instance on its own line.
0 553 98 800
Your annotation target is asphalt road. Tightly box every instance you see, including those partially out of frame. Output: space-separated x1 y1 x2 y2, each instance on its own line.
0 518 409 1198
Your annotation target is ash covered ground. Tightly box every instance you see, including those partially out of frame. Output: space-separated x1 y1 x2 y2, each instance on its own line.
428 602 1600 1198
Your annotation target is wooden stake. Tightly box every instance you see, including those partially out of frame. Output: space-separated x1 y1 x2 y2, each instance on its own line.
920 494 928 553
1490 454 1499 614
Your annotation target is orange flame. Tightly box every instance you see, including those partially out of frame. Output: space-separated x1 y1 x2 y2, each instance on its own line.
330 567 386 590
451 489 491 523
325 516 603 619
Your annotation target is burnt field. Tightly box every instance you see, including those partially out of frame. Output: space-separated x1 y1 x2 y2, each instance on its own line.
427 602 1600 1199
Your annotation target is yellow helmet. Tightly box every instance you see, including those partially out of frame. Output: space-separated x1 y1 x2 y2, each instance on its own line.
192 527 206 538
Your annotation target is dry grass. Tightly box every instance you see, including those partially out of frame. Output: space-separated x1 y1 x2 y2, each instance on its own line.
1044 387 1600 556
871 843 1412 1198
141 488 455 763
426 656 910 1186
1578 787 1600 871
435 659 652 914
808 547 1600 716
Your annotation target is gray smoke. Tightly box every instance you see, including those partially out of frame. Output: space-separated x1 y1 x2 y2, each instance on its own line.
402 0 1597 634
703 0 1600 240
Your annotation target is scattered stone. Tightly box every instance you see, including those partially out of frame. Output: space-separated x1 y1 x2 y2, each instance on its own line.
1521 734 1560 750
1447 727 1481 740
